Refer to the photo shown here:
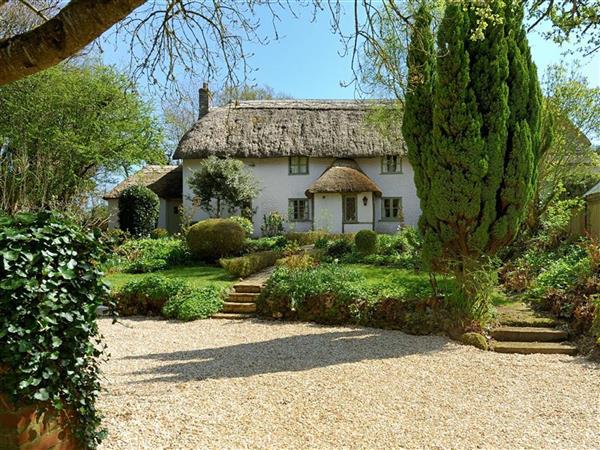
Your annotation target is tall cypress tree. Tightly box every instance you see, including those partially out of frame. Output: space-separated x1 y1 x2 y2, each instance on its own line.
404 0 542 274
402 3 435 246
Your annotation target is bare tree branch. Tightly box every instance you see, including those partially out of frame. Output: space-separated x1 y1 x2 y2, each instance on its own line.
0 0 147 85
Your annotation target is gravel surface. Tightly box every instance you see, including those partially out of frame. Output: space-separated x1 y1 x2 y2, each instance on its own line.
98 318 600 449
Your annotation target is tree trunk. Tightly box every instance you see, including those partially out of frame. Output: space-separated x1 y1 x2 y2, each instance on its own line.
0 0 147 85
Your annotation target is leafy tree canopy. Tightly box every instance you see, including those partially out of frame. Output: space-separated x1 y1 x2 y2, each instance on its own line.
187 156 260 218
0 59 166 213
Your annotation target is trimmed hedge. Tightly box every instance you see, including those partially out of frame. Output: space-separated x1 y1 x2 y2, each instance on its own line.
187 218 245 262
355 230 378 255
0 212 109 448
220 250 282 278
118 185 159 237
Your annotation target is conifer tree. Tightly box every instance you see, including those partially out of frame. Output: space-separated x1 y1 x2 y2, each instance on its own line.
404 0 542 277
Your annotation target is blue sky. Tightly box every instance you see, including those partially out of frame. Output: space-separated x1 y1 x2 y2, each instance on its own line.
100 4 599 100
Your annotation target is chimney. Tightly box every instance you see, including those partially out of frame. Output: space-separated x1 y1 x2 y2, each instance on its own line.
199 82 209 119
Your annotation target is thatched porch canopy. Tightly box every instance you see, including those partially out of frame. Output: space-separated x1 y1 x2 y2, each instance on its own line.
306 159 382 196
103 165 182 200
174 100 404 159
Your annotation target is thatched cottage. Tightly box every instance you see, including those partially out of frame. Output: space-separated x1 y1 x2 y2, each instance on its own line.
106 89 421 235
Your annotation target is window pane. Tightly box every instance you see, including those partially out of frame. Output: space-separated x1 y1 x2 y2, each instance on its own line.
345 197 357 222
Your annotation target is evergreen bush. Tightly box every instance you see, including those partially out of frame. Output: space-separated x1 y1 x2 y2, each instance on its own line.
118 185 159 237
355 230 378 255
187 218 245 262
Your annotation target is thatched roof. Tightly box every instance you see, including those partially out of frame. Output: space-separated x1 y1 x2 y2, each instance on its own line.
173 100 404 159
585 181 600 198
306 159 381 196
103 165 182 200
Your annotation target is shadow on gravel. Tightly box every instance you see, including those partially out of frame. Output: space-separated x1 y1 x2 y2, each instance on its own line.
122 321 451 383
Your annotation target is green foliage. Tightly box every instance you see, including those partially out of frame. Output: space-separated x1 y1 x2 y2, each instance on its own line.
0 61 165 214
186 218 245 262
535 198 585 248
118 185 160 237
220 250 282 278
276 253 318 271
116 237 190 273
244 236 288 253
405 1 542 269
162 286 225 321
262 264 370 311
326 239 353 258
460 332 488 351
355 230 378 255
150 228 169 239
0 212 109 448
261 211 285 237
187 156 259 218
230 216 254 237
258 263 455 334
114 274 187 316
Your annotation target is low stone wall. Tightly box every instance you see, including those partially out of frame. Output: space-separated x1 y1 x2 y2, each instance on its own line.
0 395 76 450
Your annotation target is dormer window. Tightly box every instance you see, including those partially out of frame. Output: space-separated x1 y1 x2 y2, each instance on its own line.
289 156 309 175
381 155 402 174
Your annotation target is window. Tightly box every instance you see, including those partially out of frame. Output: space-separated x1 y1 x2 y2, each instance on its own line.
381 155 402 174
289 156 309 175
382 197 402 221
289 198 310 221
343 195 357 223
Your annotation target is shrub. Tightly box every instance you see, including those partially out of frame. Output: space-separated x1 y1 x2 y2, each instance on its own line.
257 263 452 333
187 218 245 262
276 253 318 271
355 230 378 255
461 332 488 350
118 185 160 237
326 239 353 258
0 212 109 448
244 236 288 253
150 227 169 239
114 275 188 316
117 237 189 273
162 285 225 320
103 228 130 248
230 216 254 237
286 231 329 245
220 250 282 278
261 211 285 237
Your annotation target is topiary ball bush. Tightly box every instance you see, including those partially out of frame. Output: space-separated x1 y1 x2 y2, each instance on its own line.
460 332 488 351
187 218 246 262
118 185 159 237
355 229 378 255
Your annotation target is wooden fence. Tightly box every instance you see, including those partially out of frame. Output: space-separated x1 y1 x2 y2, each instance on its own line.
571 193 600 239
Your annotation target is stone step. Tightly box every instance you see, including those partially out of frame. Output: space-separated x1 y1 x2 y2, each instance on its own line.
212 312 255 320
492 341 577 356
222 302 257 314
491 326 568 342
228 292 260 303
233 284 262 294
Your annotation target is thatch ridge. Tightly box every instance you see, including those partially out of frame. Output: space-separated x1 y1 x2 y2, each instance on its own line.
306 158 382 196
103 165 182 200
174 99 404 159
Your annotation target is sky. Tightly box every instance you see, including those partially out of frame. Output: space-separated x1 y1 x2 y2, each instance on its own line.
99 3 600 101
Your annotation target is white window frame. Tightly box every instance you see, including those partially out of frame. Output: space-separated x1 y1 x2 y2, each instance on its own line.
289 156 309 175
381 155 402 174
381 197 402 221
288 198 310 222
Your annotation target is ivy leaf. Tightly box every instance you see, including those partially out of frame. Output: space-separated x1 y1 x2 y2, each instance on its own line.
33 389 49 401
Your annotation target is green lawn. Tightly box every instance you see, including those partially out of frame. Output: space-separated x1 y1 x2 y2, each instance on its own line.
104 265 237 291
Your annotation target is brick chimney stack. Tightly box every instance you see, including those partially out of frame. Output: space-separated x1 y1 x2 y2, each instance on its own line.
199 82 209 119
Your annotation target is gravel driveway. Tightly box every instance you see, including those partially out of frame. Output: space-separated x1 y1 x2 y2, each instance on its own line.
98 318 600 449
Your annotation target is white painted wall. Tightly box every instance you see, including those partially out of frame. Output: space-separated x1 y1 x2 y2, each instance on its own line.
314 193 342 232
107 199 119 230
181 156 421 236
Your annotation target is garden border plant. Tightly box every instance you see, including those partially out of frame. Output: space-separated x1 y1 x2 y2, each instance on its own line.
0 212 110 449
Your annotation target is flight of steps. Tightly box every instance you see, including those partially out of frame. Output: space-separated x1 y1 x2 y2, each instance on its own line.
491 326 577 355
212 283 261 319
